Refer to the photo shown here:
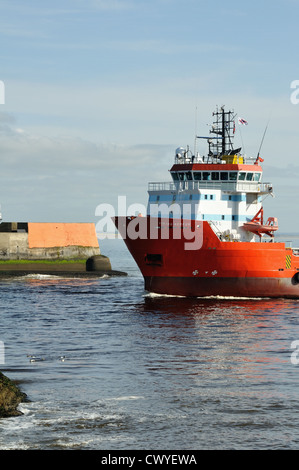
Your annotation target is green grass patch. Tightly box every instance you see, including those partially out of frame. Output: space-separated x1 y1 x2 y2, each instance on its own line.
0 259 87 265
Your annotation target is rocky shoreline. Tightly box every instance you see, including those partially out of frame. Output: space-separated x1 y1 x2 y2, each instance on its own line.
0 372 28 418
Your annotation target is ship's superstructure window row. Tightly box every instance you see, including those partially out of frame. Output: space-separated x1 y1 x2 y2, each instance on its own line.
171 171 261 182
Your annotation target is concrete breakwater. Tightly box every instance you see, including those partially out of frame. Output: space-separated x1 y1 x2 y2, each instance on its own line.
0 222 126 276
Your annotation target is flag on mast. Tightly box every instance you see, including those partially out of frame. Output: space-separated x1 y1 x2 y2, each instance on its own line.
255 155 264 164
238 117 248 125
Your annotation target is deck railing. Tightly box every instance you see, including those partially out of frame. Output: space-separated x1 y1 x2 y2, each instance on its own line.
148 181 273 194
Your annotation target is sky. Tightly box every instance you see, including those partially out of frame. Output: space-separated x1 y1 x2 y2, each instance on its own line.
1 0 299 232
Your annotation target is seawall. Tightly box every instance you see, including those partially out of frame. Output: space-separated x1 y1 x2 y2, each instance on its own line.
0 222 100 260
0 222 126 276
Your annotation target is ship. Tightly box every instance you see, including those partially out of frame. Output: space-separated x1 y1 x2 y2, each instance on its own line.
114 106 299 298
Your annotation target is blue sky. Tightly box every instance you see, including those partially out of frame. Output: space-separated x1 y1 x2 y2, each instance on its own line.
1 0 299 232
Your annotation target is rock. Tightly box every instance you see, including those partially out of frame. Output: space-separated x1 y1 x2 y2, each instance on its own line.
86 254 112 272
85 255 127 276
0 371 28 418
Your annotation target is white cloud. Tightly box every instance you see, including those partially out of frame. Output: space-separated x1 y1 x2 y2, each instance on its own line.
0 115 170 174
0 114 172 222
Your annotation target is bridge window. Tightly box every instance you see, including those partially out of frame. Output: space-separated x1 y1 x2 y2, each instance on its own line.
212 172 219 180
220 172 228 181
246 173 253 181
238 172 246 181
193 172 201 180
177 172 192 181
171 172 179 181
229 172 238 181
203 172 211 180
254 172 261 182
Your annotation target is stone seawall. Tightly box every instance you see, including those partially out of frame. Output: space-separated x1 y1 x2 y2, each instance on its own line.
0 222 100 260
0 222 126 276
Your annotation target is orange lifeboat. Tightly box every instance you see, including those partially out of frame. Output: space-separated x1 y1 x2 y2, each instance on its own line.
242 208 278 239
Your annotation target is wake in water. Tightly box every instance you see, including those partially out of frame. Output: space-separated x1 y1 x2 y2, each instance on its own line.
144 292 265 300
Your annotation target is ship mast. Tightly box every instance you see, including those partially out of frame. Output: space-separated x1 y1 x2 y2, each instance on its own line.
209 105 236 157
196 105 239 161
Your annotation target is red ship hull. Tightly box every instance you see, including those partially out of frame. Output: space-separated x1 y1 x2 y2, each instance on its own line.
114 216 299 298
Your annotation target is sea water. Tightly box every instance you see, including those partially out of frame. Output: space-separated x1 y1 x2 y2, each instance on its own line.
0 237 299 450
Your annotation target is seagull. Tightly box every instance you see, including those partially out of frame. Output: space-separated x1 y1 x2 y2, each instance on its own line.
28 356 45 362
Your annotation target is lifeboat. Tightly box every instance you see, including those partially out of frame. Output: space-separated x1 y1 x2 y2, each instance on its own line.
242 208 278 239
